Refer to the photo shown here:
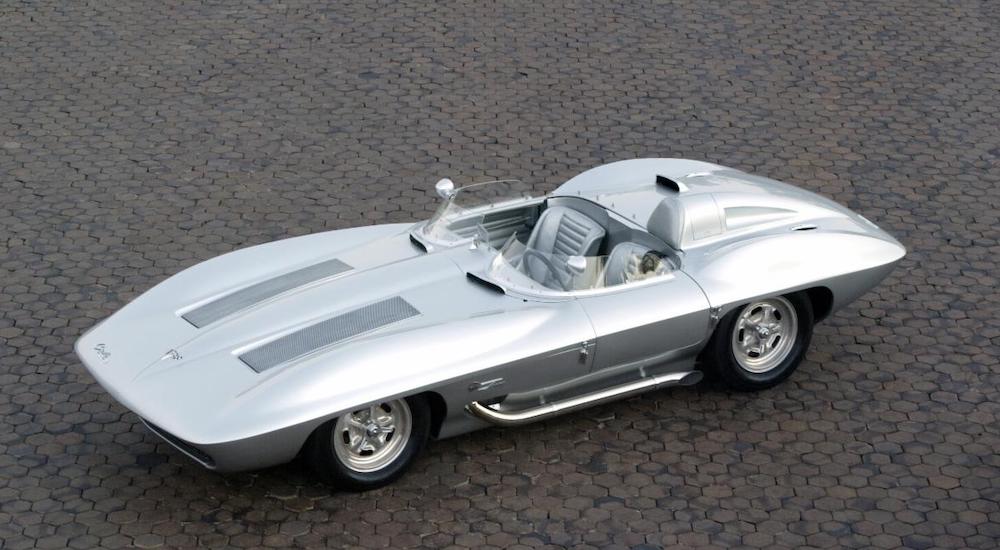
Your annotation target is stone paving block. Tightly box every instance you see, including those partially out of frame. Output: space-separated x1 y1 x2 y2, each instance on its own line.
1 0 999 549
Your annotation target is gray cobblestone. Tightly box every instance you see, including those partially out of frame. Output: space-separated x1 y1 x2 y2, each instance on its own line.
2 0 999 549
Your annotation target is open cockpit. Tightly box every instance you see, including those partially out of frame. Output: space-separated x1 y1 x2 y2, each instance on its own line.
412 180 681 294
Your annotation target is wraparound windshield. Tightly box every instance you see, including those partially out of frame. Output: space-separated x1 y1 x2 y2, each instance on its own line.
414 180 674 293
417 180 535 247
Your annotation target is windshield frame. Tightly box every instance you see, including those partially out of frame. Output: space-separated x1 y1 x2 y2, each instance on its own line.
411 179 539 251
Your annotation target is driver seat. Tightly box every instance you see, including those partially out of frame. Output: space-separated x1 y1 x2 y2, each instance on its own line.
521 206 605 290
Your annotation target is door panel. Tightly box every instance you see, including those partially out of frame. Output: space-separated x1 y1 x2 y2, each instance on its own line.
579 271 711 371
432 299 595 438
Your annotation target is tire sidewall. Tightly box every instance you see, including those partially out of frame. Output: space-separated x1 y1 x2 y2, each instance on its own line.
711 292 814 391
309 395 431 491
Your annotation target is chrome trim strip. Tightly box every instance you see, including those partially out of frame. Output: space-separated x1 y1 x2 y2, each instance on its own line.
466 370 702 427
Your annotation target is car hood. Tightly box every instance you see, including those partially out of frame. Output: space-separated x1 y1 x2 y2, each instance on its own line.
75 223 590 444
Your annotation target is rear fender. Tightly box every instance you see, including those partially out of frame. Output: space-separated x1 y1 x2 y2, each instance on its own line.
685 231 905 318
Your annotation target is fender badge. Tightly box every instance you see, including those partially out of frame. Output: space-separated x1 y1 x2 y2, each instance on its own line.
93 344 111 361
161 349 182 361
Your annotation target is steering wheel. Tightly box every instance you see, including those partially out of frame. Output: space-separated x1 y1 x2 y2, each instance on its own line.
521 249 563 289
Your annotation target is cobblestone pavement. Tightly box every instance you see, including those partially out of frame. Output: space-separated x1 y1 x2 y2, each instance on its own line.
2 1 999 548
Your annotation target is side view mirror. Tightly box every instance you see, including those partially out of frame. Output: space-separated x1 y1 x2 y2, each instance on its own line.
567 255 587 275
435 178 456 199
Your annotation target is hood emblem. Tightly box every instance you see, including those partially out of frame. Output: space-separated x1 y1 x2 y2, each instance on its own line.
93 344 111 361
161 349 182 361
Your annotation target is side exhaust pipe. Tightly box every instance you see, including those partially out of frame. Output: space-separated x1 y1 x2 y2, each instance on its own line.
466 370 702 427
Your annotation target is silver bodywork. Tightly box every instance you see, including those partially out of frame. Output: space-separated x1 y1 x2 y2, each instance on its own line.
75 159 905 472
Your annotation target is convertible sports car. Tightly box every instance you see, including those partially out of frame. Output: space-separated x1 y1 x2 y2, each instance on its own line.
75 158 905 490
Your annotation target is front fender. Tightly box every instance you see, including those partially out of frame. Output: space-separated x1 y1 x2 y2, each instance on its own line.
215 298 593 441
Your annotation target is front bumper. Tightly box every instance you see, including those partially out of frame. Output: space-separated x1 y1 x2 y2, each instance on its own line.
75 344 318 472
138 417 319 472
142 419 217 469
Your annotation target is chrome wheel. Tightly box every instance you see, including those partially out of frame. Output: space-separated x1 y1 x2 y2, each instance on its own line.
333 399 412 473
731 297 798 374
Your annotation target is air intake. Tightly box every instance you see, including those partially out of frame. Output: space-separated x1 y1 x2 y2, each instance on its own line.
182 258 352 328
239 296 420 373
655 174 682 192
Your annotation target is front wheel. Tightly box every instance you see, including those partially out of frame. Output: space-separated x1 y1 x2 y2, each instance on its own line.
306 395 430 491
703 292 814 391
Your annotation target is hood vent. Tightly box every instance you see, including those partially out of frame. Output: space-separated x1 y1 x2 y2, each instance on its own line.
239 296 420 373
182 258 353 328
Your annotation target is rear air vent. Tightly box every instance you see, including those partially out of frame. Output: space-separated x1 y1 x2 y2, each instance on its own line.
239 296 420 373
791 224 818 231
182 258 352 328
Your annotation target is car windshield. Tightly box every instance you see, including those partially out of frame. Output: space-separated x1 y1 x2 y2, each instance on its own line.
417 180 535 247
486 233 672 293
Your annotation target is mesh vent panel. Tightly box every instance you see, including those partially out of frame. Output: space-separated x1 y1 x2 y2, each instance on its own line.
182 258 352 328
239 296 419 373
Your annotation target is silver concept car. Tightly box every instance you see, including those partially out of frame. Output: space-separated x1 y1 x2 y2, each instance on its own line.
75 158 905 490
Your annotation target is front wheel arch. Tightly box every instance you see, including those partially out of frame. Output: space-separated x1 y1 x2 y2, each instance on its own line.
420 391 448 439
305 394 432 491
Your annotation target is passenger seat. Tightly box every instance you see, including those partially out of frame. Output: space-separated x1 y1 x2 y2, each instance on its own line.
604 242 672 286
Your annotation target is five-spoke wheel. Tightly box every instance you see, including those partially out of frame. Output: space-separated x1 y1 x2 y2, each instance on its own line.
704 292 813 391
333 400 412 473
731 297 798 374
307 395 430 491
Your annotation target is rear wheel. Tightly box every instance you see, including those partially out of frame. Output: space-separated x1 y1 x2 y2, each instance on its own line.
704 292 814 391
307 395 430 491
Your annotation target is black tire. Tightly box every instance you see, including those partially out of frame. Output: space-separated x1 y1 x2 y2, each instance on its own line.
306 395 431 491
703 292 814 391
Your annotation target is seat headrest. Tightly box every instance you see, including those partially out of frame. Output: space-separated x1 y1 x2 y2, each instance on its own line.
647 198 685 250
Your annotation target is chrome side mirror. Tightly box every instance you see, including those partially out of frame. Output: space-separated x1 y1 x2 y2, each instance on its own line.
435 178 455 199
567 255 587 274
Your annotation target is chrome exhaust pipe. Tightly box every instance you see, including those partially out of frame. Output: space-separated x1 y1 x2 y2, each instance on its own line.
466 370 702 427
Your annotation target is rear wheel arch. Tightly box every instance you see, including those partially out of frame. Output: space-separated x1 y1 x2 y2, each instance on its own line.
706 285 833 327
804 286 834 322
